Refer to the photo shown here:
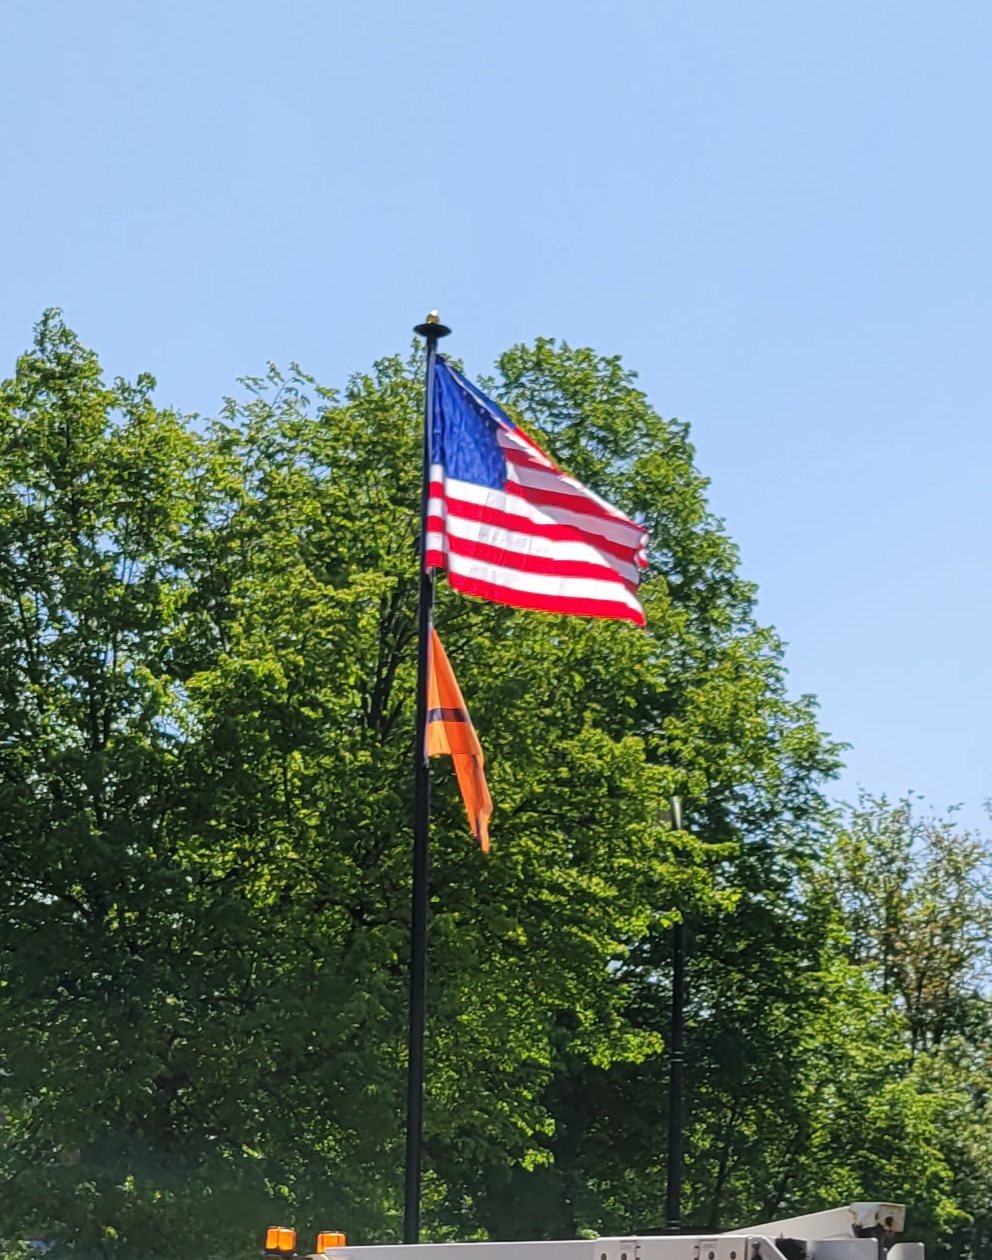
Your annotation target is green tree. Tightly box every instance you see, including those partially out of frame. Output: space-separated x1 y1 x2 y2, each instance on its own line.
0 316 844 1257
818 795 992 1257
826 793 992 1056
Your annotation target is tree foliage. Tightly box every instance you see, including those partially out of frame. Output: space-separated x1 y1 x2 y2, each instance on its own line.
0 315 989 1259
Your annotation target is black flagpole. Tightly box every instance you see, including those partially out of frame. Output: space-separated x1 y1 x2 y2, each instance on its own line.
404 311 450 1244
666 795 685 1233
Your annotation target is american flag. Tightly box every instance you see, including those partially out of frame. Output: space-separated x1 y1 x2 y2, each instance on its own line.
424 358 649 625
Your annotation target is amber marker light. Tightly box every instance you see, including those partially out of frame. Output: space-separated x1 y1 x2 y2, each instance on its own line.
264 1227 297 1257
316 1233 346 1252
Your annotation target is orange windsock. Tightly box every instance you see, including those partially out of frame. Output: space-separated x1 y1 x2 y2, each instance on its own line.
426 627 492 852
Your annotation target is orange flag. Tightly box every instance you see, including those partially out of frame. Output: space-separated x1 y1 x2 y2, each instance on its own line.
426 627 492 852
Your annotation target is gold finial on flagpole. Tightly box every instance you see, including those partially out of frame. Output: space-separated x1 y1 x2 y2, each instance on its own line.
414 311 451 338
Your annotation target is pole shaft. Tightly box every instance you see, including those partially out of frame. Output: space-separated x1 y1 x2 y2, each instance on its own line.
403 330 440 1245
666 917 685 1231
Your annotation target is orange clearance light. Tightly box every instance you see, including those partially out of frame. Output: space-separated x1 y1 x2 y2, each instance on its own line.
264 1227 297 1256
316 1233 346 1252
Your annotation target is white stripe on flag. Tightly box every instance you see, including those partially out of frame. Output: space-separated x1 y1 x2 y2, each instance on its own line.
426 514 642 587
441 550 645 614
433 474 646 552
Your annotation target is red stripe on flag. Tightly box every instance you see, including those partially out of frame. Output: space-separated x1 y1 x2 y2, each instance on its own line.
498 429 560 471
501 446 639 519
431 475 643 541
501 445 556 472
428 498 641 566
439 532 639 592
447 570 646 625
503 477 632 527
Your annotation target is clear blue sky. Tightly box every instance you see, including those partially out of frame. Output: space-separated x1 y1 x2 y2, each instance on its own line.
4 2 991 825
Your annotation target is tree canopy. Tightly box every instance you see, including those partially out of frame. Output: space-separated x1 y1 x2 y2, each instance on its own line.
0 314 989 1260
